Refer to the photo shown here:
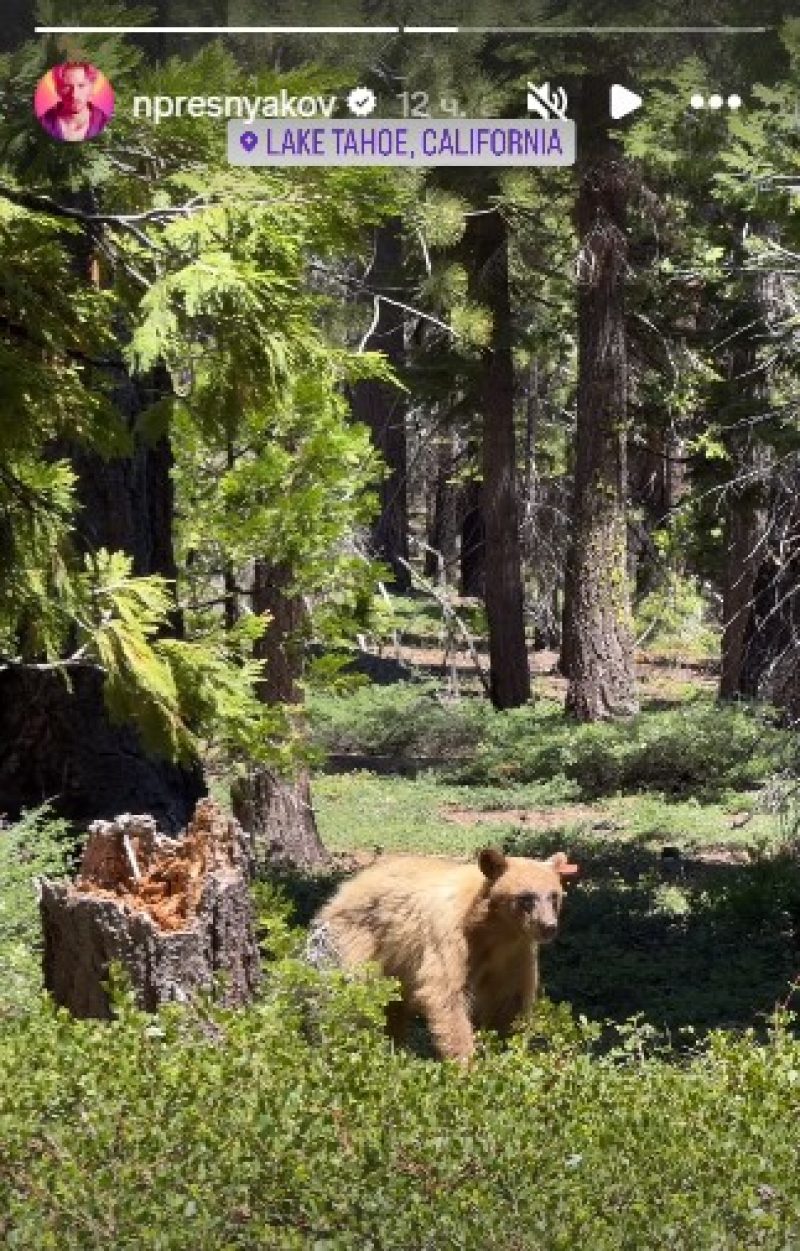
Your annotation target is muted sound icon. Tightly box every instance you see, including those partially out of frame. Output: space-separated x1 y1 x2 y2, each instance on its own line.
527 82 569 120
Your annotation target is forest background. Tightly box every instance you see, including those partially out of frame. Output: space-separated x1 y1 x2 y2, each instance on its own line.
2 3 800 1247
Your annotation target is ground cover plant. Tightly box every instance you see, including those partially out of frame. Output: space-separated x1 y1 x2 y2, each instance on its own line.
3 659 800 1249
2 907 800 1250
0 806 71 1018
312 768 783 857
311 679 787 799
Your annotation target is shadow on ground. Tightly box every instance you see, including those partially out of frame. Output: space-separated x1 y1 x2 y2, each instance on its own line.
265 833 800 1049
505 830 800 1039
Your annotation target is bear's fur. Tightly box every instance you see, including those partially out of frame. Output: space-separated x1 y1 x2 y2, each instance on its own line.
310 847 577 1060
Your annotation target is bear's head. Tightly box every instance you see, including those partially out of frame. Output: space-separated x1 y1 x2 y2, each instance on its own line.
478 848 578 942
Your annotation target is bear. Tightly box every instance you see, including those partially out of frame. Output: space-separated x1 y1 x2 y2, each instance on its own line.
308 847 578 1060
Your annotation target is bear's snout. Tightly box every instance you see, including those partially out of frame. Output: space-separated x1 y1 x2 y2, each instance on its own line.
536 920 559 942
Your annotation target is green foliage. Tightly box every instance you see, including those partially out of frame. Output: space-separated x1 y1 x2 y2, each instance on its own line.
634 569 719 661
2 546 281 765
456 701 785 800
155 635 290 766
2 966 800 1249
311 682 786 801
0 15 410 775
250 879 310 962
311 681 494 760
85 550 197 758
0 196 127 672
0 806 71 1016
360 592 487 647
412 188 470 249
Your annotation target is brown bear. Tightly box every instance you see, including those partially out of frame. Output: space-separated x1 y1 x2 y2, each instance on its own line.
308 847 577 1060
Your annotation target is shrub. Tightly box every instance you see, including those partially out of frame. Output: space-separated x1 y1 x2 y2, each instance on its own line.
634 571 719 662
311 682 493 759
2 966 800 1249
311 685 785 801
0 806 72 1016
454 700 785 799
367 592 488 647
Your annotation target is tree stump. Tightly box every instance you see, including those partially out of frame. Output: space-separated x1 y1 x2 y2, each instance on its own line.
40 798 261 1019
231 765 330 872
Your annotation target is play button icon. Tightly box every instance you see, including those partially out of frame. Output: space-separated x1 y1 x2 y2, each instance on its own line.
610 84 642 120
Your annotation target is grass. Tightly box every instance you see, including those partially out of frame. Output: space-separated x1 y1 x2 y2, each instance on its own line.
313 771 782 857
308 666 798 1045
310 675 790 861
3 646 800 1248
506 828 800 1038
310 772 800 1044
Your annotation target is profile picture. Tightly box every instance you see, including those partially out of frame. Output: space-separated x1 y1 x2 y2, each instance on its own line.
34 62 114 142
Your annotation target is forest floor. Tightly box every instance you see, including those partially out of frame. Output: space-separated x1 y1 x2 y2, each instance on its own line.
3 639 800 1249
305 642 800 1040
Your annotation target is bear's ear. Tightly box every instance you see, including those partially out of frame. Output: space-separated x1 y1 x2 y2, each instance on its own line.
478 848 508 882
548 851 579 878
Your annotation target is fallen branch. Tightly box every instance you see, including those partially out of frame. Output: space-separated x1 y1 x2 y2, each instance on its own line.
395 557 491 698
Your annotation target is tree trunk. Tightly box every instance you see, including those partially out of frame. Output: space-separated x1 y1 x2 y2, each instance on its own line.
41 799 261 1018
0 668 202 835
738 482 800 717
562 76 638 721
231 559 329 870
351 218 410 590
0 380 204 832
425 427 461 584
719 480 768 699
718 256 776 699
465 209 531 709
231 763 323 870
460 475 485 597
71 373 179 583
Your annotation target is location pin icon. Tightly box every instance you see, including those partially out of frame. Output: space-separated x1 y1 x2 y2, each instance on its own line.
240 130 258 153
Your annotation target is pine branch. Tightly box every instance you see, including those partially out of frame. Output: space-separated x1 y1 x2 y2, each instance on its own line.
0 185 297 231
0 646 103 675
0 464 72 521
0 313 116 367
309 260 461 339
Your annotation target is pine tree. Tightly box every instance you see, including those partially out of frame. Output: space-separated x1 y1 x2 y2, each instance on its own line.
562 72 638 720
0 8 400 852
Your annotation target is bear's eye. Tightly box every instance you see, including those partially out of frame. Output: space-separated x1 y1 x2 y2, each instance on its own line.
550 892 560 909
517 892 537 911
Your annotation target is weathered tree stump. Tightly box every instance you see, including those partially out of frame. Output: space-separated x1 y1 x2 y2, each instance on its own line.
231 765 330 872
40 799 261 1018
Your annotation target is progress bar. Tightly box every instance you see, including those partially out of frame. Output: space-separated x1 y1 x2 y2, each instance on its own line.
35 25 769 35
35 26 403 35
450 25 771 33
